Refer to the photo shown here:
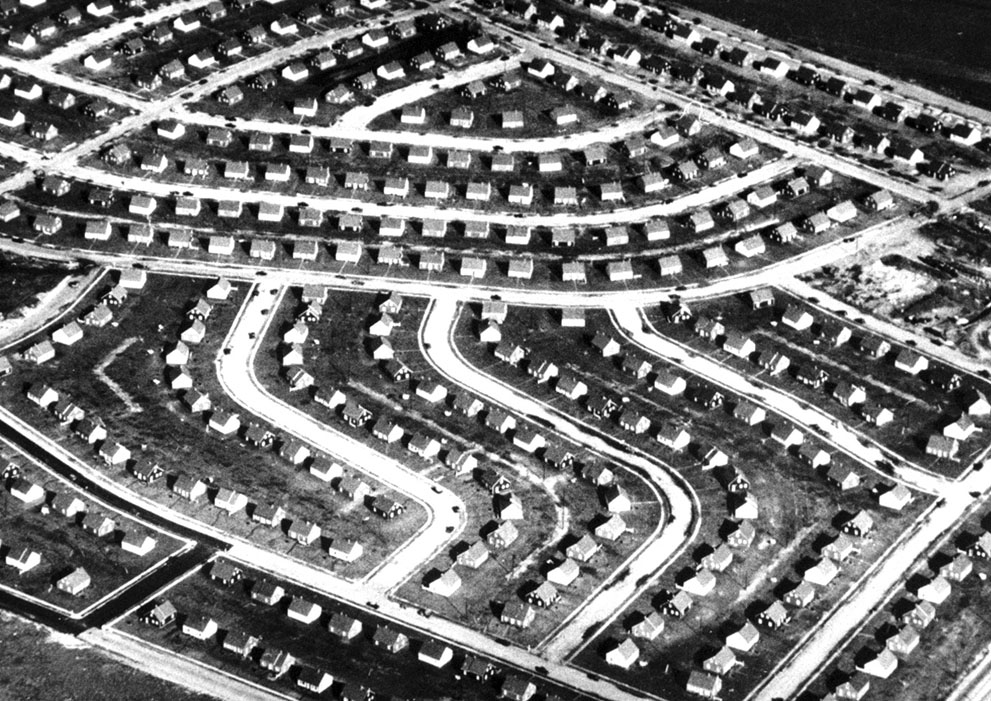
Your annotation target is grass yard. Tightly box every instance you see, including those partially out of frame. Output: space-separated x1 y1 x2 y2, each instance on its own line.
644 288 991 477
119 556 588 701
0 273 425 578
0 442 187 613
449 303 930 700
366 68 637 139
255 287 662 646
0 610 217 701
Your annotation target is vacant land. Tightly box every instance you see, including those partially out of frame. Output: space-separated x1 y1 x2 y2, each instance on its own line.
0 610 216 701
0 254 75 319
451 304 929 700
121 557 586 701
645 287 991 476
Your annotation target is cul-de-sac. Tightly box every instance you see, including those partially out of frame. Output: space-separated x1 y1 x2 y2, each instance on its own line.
1 1 991 700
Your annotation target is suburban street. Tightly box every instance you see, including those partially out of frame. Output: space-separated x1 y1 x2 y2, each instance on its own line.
419 296 699 662
215 280 466 593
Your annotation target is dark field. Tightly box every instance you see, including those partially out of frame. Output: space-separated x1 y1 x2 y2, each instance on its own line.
672 0 991 110
0 253 75 318
0 611 216 701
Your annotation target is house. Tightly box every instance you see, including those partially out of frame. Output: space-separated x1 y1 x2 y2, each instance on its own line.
725 620 760 652
733 400 765 426
122 531 157 556
604 638 640 670
944 414 978 441
9 478 44 504
456 541 489 569
182 614 217 640
488 521 519 549
99 441 131 466
327 538 363 563
213 487 248 515
52 567 89 597
172 474 206 501
22 340 56 365
876 484 913 512
337 476 370 502
926 434 959 459
857 647 898 679
422 568 461 597
781 305 814 331
594 513 626 541
884 624 921 656
724 331 756 359
686 671 722 699
81 512 116 537
27 384 59 409
756 600 790 629
654 370 687 396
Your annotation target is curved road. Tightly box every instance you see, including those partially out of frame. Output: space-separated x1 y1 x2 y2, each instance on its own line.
214 280 467 593
418 295 699 663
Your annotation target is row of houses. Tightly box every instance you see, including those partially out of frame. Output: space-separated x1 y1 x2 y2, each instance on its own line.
172 558 554 699
809 520 982 698
773 300 985 461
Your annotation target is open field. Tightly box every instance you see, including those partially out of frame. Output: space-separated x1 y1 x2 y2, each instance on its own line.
119 556 587 701
0 253 75 319
0 273 424 577
644 287 991 476
0 441 186 612
449 303 931 699
0 610 216 701
255 286 662 646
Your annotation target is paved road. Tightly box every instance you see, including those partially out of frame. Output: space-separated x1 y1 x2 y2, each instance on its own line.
610 305 951 495
215 281 466 593
418 295 699 663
